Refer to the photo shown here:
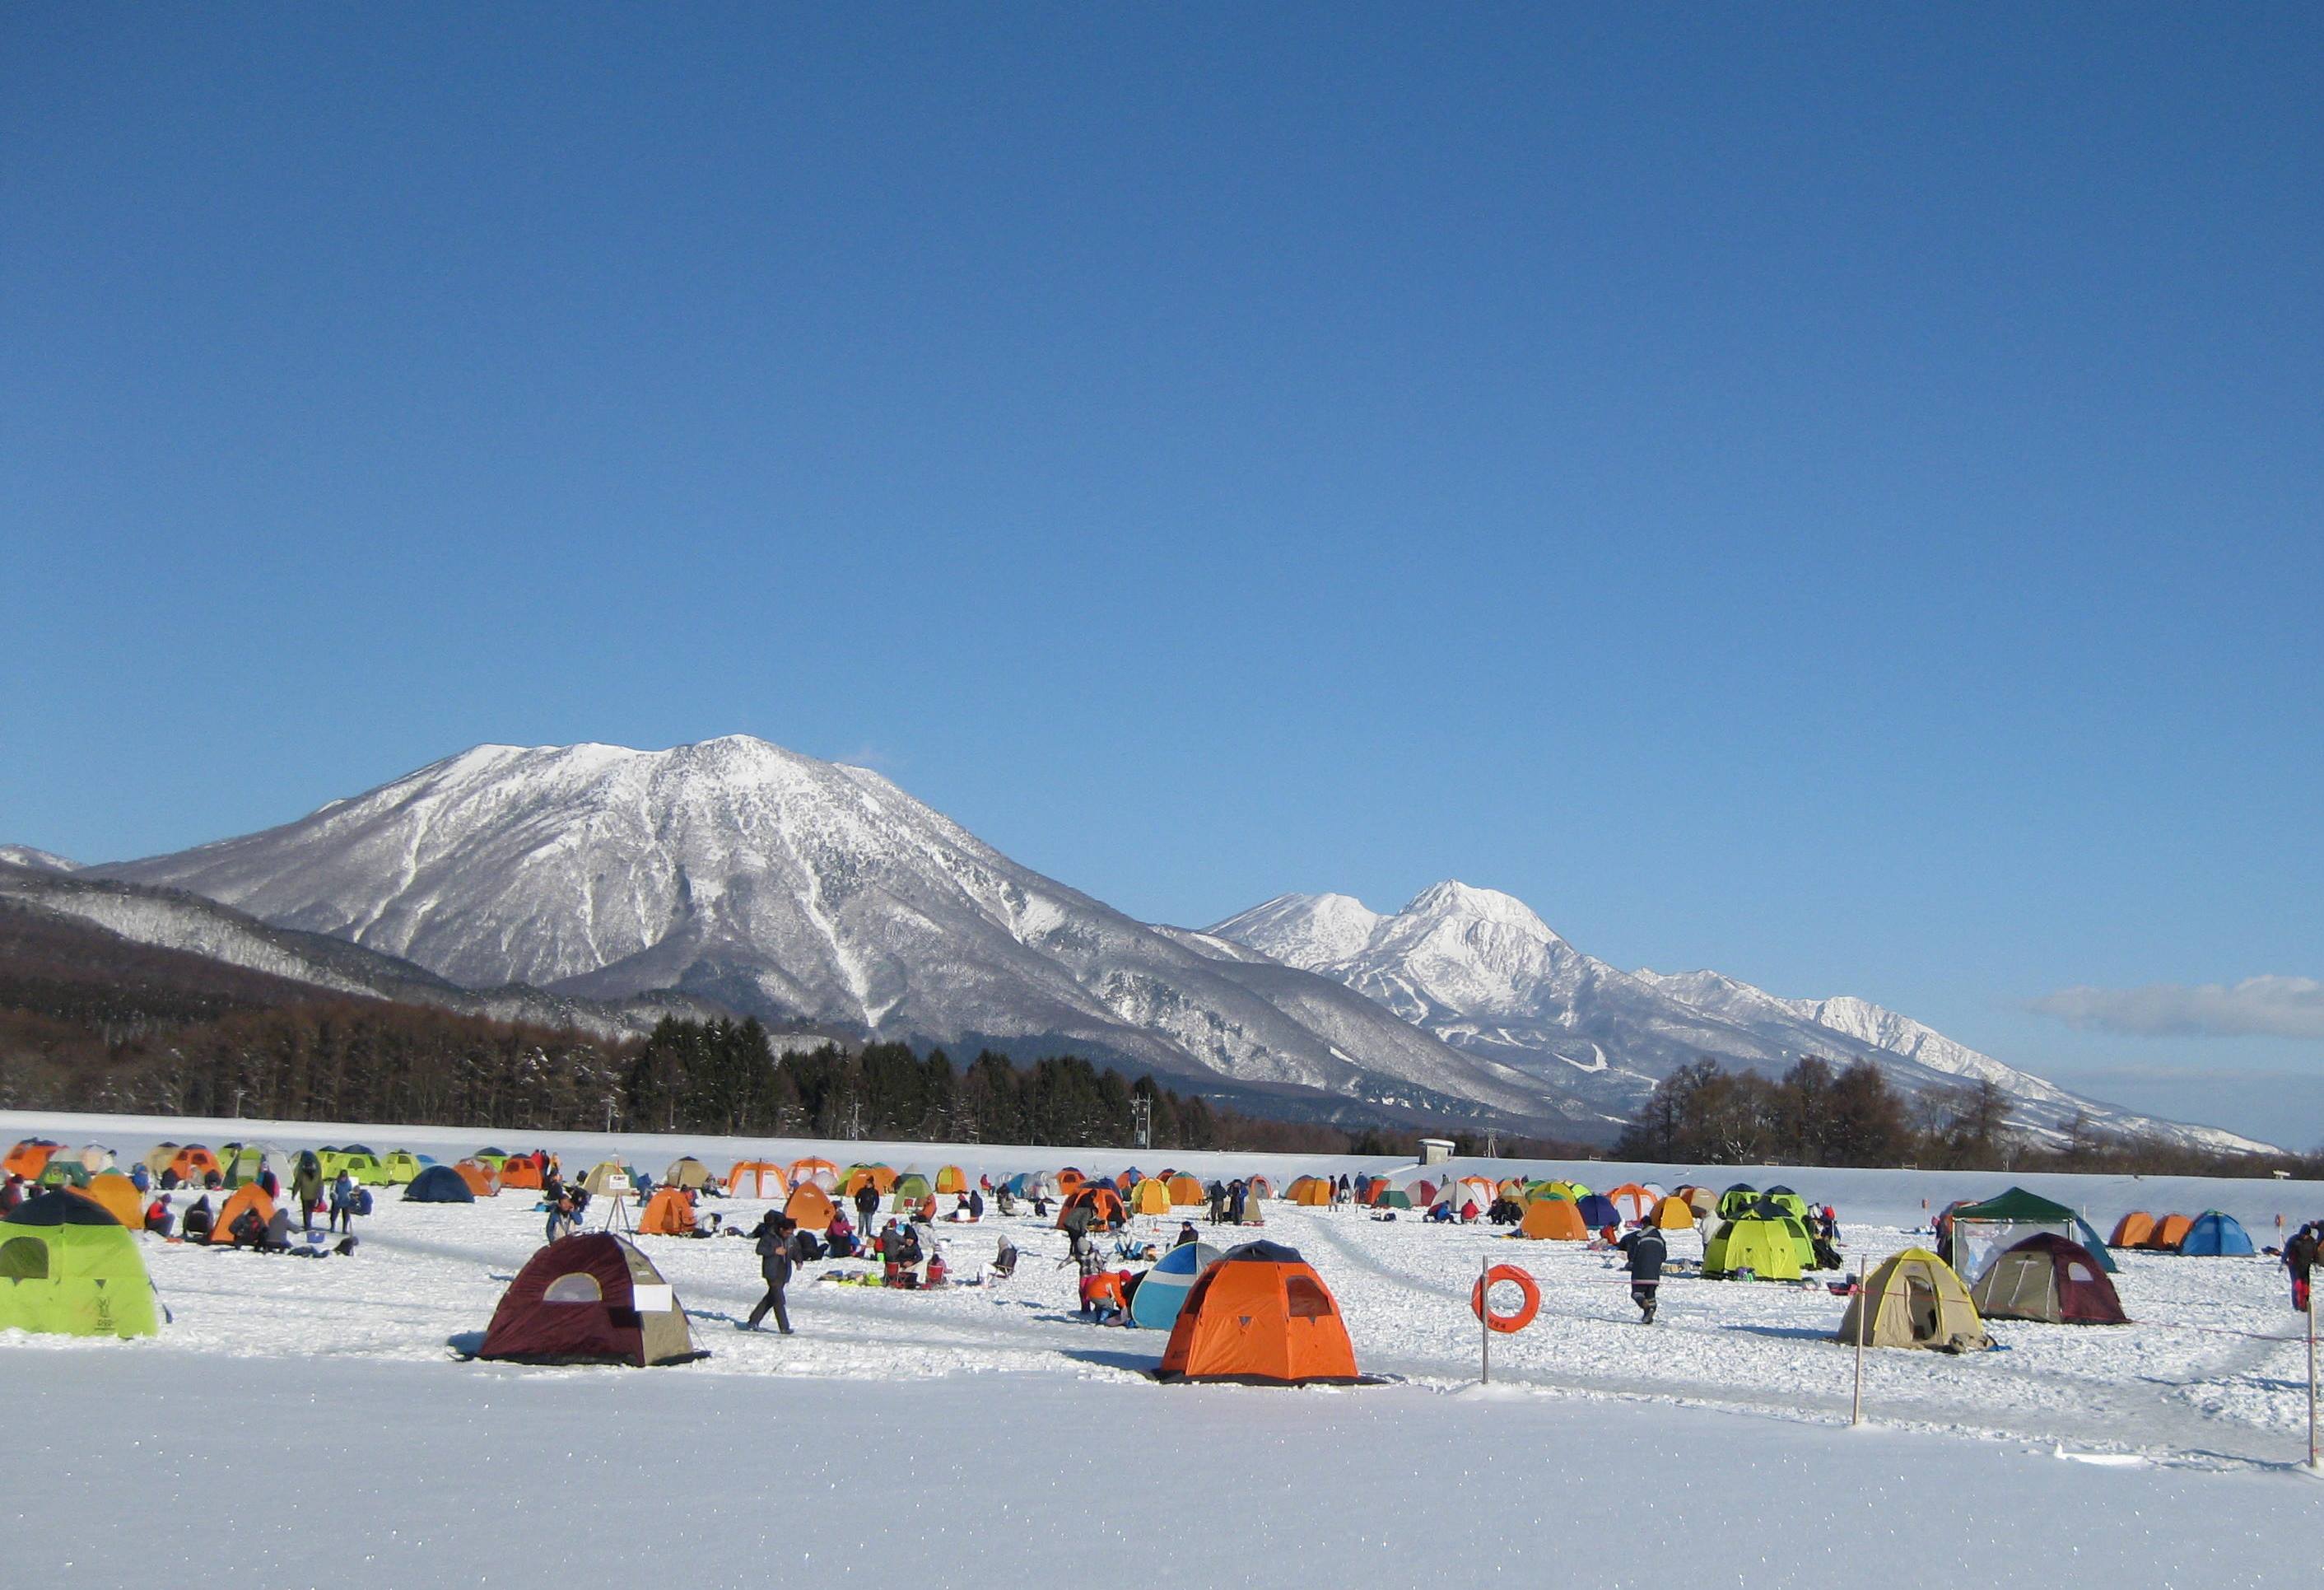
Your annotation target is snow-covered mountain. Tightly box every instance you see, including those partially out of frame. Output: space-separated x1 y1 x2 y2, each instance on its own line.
1207 884 2273 1154
0 845 77 874
0 862 729 1040
88 739 1553 1125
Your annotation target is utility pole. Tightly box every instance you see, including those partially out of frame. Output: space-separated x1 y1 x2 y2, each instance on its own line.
1483 1128 1499 1159
1131 1093 1153 1151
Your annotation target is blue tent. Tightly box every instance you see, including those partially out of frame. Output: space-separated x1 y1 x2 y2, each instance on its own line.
1575 1193 1620 1229
404 1164 475 1203
1130 1241 1223 1331
2178 1210 2255 1257
2070 1214 2119 1274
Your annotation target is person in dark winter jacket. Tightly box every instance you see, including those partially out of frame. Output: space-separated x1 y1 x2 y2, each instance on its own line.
853 1183 881 1233
2286 1224 2319 1313
1227 1181 1246 1224
291 1154 324 1230
1174 1221 1199 1249
180 1195 214 1243
745 1216 796 1333
1618 1226 1668 1324
1208 1182 1229 1224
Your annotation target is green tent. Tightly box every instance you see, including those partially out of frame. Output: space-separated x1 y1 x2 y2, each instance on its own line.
0 1191 161 1337
1777 1213 1817 1270
473 1149 511 1170
1376 1188 1413 1210
36 1160 91 1189
381 1151 426 1184
1949 1187 2108 1280
222 1145 277 1188
338 1153 390 1187
1759 1187 1811 1223
1715 1184 1761 1221
891 1173 933 1205
1702 1215 1804 1280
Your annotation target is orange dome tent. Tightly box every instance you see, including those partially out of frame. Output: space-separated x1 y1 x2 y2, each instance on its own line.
1288 1177 1332 1207
1057 1168 1087 1196
2151 1214 2194 1250
1157 1241 1362 1385
75 1172 143 1229
935 1166 968 1195
4 1140 59 1180
498 1159 543 1191
1647 1195 1697 1230
784 1182 837 1231
2109 1212 2157 1249
1520 1198 1589 1241
169 1145 221 1186
1130 1179 1172 1215
207 1183 277 1244
454 1161 498 1197
1167 1174 1205 1207
637 1187 697 1236
789 1158 839 1191
1057 1185 1127 1231
728 1161 786 1198
1246 1176 1274 1201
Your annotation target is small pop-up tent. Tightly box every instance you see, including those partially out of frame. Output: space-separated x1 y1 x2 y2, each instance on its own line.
1057 1185 1128 1231
728 1161 786 1198
1130 1179 1172 1216
1647 1195 1697 1230
1606 1184 1656 1224
498 1159 543 1191
2152 1214 2195 1251
637 1187 697 1236
0 1191 161 1338
935 1166 968 1195
1702 1216 1803 1280
1167 1175 1206 1207
784 1183 837 1231
77 1173 142 1229
382 1151 427 1185
789 1158 839 1191
208 1183 278 1242
1574 1194 1620 1229
1836 1248 1988 1351
2108 1211 2155 1248
1715 1184 1761 1221
662 1158 715 1192
478 1233 702 1367
2177 1210 2255 1257
1968 1234 2128 1324
405 1165 476 1204
1130 1241 1223 1331
1519 1198 1588 1241
1156 1241 1361 1384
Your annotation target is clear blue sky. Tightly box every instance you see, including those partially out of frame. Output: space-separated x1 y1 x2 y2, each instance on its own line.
6 7 2319 1140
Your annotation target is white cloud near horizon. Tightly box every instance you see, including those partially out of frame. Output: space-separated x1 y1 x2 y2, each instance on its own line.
2031 976 2324 1040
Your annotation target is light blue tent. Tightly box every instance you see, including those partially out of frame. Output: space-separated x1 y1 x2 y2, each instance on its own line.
2178 1210 2255 1257
2069 1214 2119 1274
1129 1241 1223 1331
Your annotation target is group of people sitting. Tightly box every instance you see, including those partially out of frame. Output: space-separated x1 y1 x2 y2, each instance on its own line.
151 1192 357 1257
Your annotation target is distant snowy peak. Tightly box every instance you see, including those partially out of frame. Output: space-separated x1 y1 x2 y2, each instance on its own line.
0 845 79 874
1215 884 2275 1154
91 737 1558 1126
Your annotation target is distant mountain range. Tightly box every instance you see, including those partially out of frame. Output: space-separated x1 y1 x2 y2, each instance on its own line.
10 734 2270 1152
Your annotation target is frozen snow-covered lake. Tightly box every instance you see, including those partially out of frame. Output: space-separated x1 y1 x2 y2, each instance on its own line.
8 1109 2323 1588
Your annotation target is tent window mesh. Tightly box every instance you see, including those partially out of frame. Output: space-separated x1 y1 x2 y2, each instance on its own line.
1284 1276 1334 1319
2066 1263 2094 1283
0 1237 49 1280
543 1273 603 1303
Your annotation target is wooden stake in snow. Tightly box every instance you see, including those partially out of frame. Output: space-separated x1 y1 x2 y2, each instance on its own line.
2307 1289 2317 1471
1851 1252 1869 1428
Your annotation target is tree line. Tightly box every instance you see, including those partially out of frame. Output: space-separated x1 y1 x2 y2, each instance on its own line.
1613 1053 2302 1178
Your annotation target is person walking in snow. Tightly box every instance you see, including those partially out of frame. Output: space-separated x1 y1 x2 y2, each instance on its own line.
1619 1224 1668 1324
745 1215 795 1334
853 1182 880 1235
2286 1224 2319 1313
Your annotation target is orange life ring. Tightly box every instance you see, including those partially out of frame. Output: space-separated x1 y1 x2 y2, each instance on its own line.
1471 1264 1540 1333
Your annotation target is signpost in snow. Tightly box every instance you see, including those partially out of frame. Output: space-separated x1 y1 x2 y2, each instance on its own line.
1851 1252 1869 1428
1480 1252 1491 1386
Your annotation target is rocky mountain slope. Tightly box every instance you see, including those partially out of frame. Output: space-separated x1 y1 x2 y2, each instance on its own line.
87 739 1554 1126
1205 884 2272 1154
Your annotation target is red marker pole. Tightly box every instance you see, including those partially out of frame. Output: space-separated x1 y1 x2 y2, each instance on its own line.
1480 1252 1492 1387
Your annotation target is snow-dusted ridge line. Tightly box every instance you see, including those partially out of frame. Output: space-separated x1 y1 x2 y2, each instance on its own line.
1209 884 2274 1155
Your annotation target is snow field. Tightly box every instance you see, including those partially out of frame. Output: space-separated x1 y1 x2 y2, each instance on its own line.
8 1111 2324 1585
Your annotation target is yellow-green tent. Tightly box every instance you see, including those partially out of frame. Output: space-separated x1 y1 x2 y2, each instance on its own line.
1702 1216 1803 1280
382 1151 426 1184
0 1191 161 1338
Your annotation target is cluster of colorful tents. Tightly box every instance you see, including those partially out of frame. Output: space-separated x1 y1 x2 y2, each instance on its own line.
2106 1209 2256 1257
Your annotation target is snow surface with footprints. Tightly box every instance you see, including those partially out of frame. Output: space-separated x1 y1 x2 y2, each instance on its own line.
7 1111 2322 1587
